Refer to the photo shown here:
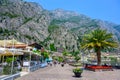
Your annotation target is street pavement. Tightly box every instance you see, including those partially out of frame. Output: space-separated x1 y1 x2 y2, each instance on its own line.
16 64 120 80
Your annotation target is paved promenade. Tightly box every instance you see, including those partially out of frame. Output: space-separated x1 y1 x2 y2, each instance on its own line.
16 64 120 80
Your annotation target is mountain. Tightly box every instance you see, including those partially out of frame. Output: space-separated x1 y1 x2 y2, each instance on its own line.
0 0 119 52
0 0 51 43
50 9 120 43
113 25 120 41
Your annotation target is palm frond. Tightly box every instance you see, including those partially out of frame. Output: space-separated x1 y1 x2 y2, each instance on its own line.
81 28 118 51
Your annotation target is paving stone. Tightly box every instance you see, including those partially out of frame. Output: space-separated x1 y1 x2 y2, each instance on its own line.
16 64 120 80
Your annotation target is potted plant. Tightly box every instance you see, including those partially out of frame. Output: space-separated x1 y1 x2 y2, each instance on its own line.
73 68 83 77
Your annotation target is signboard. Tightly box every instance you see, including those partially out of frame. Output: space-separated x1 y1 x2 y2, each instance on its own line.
23 61 29 67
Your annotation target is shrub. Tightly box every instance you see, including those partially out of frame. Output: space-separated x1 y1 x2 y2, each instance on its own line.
73 68 83 73
3 65 17 75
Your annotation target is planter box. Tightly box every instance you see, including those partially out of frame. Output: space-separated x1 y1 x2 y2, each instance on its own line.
74 72 82 77
85 65 113 71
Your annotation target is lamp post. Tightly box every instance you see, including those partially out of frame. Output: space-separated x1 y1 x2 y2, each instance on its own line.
11 38 15 75
11 52 14 75
81 50 85 67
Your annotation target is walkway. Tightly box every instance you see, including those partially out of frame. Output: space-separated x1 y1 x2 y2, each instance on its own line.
16 64 120 80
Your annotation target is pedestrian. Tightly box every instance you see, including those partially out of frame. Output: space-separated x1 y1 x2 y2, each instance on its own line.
61 62 64 67
53 60 57 66
50 62 52 66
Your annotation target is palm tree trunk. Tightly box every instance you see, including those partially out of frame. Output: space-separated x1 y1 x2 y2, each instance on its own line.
96 48 101 65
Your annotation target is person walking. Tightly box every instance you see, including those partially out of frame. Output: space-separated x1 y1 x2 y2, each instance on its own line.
53 60 57 66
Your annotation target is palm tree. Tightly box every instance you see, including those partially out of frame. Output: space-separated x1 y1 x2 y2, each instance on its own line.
81 28 118 65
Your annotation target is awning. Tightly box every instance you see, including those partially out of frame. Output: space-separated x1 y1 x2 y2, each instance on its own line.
0 48 23 56
0 39 27 48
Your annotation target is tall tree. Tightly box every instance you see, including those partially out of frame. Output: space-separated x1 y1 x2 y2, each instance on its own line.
81 28 118 65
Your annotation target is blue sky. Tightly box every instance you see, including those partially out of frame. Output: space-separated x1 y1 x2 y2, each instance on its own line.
25 0 120 24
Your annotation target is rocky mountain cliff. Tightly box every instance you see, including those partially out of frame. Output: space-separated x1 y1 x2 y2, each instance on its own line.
0 0 50 43
0 0 120 51
49 9 120 41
